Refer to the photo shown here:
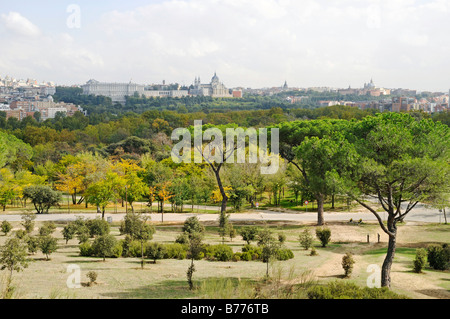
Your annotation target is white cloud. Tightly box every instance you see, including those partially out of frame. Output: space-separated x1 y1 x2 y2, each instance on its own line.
1 12 41 37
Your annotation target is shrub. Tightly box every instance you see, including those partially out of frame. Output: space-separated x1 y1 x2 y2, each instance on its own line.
241 244 262 260
146 242 166 263
86 271 97 286
213 244 234 262
239 227 259 244
21 212 36 234
39 235 58 260
427 244 450 270
62 224 76 244
79 242 92 257
299 228 314 250
175 233 190 245
316 227 331 248
1 221 12 235
240 251 252 261
182 216 205 237
307 281 408 299
310 247 318 256
86 219 110 238
232 252 241 262
15 230 27 240
26 236 39 254
342 253 355 278
278 233 286 243
128 240 143 258
111 242 123 258
39 221 56 236
91 234 118 261
276 248 294 261
164 243 187 260
413 248 427 273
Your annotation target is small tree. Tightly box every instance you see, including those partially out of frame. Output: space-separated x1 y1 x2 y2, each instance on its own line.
62 224 76 244
413 248 427 273
239 226 259 245
91 234 117 262
38 221 56 236
342 253 355 278
23 185 61 214
1 221 12 236
316 227 331 248
39 235 58 260
257 229 280 277
0 238 30 279
146 242 166 264
182 216 205 238
299 228 314 250
21 212 36 234
278 233 286 244
87 218 110 238
187 232 203 290
86 271 98 286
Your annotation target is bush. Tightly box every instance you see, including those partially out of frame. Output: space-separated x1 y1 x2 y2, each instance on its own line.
213 244 234 262
241 244 262 260
239 227 259 244
86 271 97 286
342 253 355 278
1 221 12 235
39 221 56 236
299 228 314 250
146 242 166 263
413 248 427 273
26 236 39 254
79 242 92 257
91 234 118 261
39 235 58 260
182 216 205 237
164 243 187 260
86 218 110 238
111 242 123 258
310 247 318 256
427 244 450 270
240 251 252 261
128 240 143 258
276 248 294 261
307 281 408 299
232 252 241 262
278 233 286 243
175 233 190 245
316 227 331 248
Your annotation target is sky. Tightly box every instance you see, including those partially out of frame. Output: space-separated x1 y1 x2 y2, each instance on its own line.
0 0 450 92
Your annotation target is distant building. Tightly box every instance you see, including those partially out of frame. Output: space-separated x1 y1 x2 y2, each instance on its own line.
189 73 232 98
82 79 146 104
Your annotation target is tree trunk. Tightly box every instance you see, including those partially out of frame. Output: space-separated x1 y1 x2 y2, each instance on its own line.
443 208 447 225
316 193 325 226
141 242 144 269
382 232 397 288
331 194 335 209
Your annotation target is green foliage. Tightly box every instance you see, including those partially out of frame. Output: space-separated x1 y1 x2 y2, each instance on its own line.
38 221 56 236
79 241 92 257
307 281 408 299
316 227 331 248
182 216 205 238
342 253 355 278
278 233 286 243
413 248 427 273
86 218 110 238
276 248 294 261
204 244 234 262
0 238 30 276
1 221 12 235
426 244 450 270
310 247 318 256
175 233 190 245
21 212 36 234
91 234 118 261
145 242 166 263
62 223 76 244
239 226 259 245
38 235 58 260
86 271 98 286
299 228 314 250
241 245 262 260
23 186 61 214
163 243 188 260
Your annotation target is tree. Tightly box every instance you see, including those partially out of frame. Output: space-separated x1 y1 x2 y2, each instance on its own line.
85 172 124 219
62 223 76 244
146 242 166 264
342 253 355 278
21 212 36 234
341 113 450 288
299 228 314 250
23 185 62 214
239 226 259 245
316 227 331 248
91 234 118 262
0 238 30 280
38 235 58 260
187 232 203 290
1 221 12 236
182 216 205 238
256 228 280 277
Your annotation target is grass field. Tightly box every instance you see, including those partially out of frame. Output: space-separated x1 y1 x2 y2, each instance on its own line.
0 217 448 299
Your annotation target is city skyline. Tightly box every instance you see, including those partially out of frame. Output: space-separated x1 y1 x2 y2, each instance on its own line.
1 1 450 91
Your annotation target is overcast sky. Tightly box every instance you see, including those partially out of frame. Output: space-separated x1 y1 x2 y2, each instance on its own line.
1 0 449 91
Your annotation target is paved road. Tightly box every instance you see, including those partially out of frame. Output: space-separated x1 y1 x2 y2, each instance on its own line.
0 203 446 224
